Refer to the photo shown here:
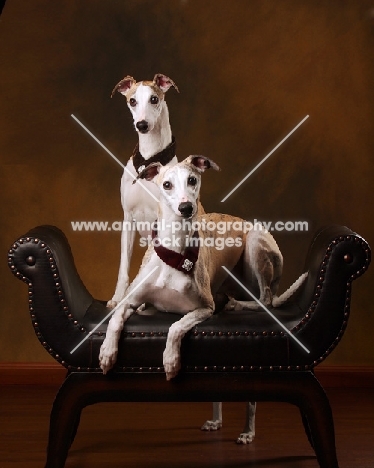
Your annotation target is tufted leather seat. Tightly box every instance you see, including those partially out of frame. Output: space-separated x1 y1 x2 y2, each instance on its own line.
8 224 371 468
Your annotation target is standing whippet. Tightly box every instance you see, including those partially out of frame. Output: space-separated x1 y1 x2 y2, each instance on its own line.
100 155 307 442
107 74 179 308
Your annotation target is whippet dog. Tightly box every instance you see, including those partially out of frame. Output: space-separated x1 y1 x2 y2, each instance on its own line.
107 74 179 308
99 156 307 442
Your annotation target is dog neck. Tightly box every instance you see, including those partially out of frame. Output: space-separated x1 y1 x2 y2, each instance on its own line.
132 137 176 175
138 104 172 159
152 211 199 274
155 206 198 254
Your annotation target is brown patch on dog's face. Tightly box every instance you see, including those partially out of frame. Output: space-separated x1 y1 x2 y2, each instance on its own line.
124 81 164 104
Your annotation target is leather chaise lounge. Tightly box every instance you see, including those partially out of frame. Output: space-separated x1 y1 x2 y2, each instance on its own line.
8 224 371 468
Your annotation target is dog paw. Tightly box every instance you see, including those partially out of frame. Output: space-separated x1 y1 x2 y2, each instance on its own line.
136 303 158 315
201 419 222 431
236 432 255 444
224 298 243 311
106 299 118 309
164 362 181 381
99 339 118 375
163 351 181 381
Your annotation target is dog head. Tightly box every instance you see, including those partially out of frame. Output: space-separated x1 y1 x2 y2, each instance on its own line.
111 74 179 134
138 156 220 219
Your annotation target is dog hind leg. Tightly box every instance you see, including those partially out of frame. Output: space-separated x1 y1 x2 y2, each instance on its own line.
225 235 280 311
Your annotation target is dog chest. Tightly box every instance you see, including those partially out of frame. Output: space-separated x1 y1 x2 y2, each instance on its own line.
141 268 201 313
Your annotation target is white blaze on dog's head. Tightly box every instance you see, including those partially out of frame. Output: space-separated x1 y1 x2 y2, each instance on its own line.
138 156 220 219
111 74 179 134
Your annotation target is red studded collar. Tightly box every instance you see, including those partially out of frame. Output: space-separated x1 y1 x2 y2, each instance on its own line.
151 228 199 274
132 136 176 175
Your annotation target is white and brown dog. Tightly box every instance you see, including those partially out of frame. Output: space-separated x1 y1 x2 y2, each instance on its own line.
107 74 179 308
100 155 307 377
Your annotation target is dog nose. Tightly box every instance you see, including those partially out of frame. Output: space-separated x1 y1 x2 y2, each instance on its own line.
178 202 194 218
136 120 149 133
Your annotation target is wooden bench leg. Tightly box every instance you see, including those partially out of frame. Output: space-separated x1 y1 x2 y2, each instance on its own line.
45 375 85 468
296 374 339 468
300 409 315 450
44 371 339 468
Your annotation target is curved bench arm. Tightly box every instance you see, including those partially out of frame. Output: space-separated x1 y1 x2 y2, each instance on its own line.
8 225 94 367
289 225 370 366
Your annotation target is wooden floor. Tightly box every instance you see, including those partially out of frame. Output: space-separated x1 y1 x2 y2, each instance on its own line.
0 384 373 468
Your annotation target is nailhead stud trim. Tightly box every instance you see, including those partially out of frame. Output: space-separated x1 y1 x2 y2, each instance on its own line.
8 232 370 373
7 235 87 369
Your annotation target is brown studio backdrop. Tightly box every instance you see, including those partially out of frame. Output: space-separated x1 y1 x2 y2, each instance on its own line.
0 0 373 365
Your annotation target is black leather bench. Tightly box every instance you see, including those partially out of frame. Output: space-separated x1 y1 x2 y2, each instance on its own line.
8 224 370 468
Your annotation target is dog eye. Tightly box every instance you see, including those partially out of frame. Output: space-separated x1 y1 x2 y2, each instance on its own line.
163 181 172 190
187 176 197 186
150 95 159 105
129 98 137 107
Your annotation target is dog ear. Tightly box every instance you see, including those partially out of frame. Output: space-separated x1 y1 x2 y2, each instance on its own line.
153 74 179 93
111 76 136 97
136 162 162 182
186 155 220 173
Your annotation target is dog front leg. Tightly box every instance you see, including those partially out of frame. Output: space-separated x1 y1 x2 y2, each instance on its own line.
201 402 222 431
236 402 256 444
107 215 136 308
163 307 213 381
99 304 134 374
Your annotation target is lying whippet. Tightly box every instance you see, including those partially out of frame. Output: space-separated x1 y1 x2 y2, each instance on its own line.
99 155 307 382
107 74 179 308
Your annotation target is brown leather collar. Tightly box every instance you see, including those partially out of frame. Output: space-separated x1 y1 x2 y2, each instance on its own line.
151 227 199 274
132 136 176 174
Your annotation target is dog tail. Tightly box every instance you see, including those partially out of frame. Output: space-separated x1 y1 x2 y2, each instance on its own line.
272 272 308 307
